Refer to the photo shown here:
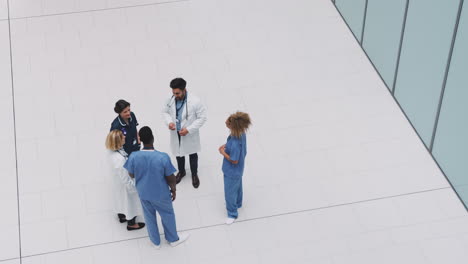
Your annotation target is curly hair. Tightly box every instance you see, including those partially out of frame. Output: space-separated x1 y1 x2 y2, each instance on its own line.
227 112 251 138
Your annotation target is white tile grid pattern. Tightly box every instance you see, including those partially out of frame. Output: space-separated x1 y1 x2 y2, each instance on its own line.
3 0 468 262
8 0 185 19
18 189 468 264
0 260 21 264
0 20 20 261
0 0 7 20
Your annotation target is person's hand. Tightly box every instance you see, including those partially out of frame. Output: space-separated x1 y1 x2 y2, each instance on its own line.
179 128 189 136
169 123 176 130
219 145 226 155
170 189 176 201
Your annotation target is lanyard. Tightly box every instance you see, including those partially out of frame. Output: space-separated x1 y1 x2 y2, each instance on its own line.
175 97 186 113
117 149 128 159
175 94 188 120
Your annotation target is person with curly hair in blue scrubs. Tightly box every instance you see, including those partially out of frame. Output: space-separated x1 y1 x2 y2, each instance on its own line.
218 112 252 225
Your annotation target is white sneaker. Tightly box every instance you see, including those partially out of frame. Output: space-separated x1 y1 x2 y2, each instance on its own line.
153 244 161 250
225 217 236 225
170 233 190 247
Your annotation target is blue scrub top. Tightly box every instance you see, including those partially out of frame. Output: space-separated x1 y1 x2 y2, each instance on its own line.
175 95 186 131
110 112 140 155
124 150 177 201
222 133 247 177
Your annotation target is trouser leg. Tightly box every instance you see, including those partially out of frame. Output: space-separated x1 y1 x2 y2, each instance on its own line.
155 200 179 243
224 175 241 219
176 156 186 173
176 132 186 173
127 216 136 226
237 177 243 208
117 213 126 221
140 200 161 245
189 153 198 175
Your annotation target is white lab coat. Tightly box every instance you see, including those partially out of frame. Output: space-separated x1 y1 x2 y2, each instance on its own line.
107 149 141 218
162 93 207 156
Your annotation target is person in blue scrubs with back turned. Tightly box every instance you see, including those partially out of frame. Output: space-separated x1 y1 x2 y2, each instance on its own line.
124 126 190 249
218 112 252 225
110 99 140 156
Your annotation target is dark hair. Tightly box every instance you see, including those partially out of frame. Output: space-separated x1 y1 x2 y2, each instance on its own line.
114 99 130 114
139 126 154 144
170 78 186 90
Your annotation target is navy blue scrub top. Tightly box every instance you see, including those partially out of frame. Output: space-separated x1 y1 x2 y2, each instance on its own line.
110 112 140 155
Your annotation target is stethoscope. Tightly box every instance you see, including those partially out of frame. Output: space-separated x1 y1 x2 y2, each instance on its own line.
117 148 128 159
167 93 189 121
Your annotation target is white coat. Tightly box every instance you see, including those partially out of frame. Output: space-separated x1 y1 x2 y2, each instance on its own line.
107 149 142 218
162 93 207 156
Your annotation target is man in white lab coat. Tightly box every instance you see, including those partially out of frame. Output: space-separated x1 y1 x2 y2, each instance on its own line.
162 78 207 188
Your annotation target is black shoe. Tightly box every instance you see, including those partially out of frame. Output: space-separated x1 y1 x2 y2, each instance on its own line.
127 222 145 231
118 214 127 223
176 172 186 184
192 174 200 188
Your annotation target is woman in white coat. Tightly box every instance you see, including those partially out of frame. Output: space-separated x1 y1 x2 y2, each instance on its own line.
106 129 145 231
162 78 207 188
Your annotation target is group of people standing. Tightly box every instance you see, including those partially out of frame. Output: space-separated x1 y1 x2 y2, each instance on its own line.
105 78 252 249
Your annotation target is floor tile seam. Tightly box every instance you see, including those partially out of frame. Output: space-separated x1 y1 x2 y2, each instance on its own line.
346 214 468 235
8 0 190 21
0 257 20 263
18 186 457 259
7 0 23 263
229 186 456 224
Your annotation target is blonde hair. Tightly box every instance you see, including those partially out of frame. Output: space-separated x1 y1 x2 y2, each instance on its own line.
227 112 251 138
106 130 124 151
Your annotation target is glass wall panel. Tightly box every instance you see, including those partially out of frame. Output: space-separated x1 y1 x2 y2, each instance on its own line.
362 0 406 90
335 0 367 42
394 0 460 146
433 3 468 205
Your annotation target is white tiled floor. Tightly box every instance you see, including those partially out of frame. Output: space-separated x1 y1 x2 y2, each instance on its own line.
8 0 182 18
18 190 468 264
1 260 20 264
0 1 8 20
1 0 468 263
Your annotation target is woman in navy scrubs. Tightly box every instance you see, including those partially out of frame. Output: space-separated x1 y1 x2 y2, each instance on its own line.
110 99 141 156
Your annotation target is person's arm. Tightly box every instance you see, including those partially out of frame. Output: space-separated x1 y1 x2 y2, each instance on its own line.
119 169 135 188
120 171 136 193
123 157 135 179
185 99 207 134
219 145 239 164
163 154 178 201
165 174 177 201
111 154 136 190
132 113 141 144
162 98 175 129
110 119 119 131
